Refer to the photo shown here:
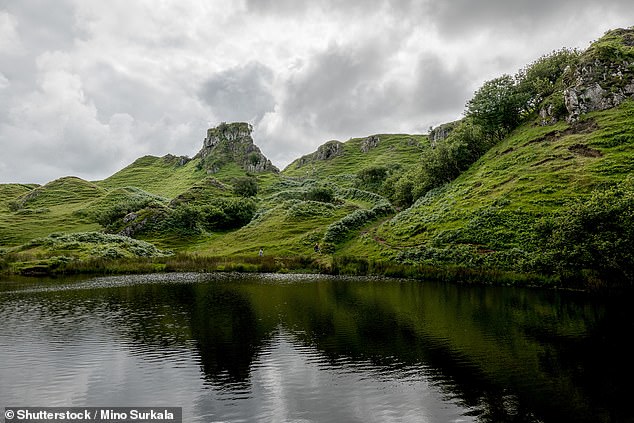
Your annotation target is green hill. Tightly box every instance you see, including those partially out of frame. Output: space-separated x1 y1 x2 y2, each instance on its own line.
349 102 634 258
98 155 205 198
0 184 39 209
2 27 634 287
0 177 103 246
283 134 428 179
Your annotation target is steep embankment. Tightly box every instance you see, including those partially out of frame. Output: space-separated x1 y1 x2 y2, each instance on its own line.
341 28 634 282
363 102 633 253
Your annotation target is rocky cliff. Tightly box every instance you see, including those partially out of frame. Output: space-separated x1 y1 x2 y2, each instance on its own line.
564 28 634 122
196 122 279 174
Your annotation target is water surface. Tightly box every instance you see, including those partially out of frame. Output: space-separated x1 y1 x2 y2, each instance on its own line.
0 273 631 422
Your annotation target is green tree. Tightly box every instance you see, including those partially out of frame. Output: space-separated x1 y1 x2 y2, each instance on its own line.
465 75 525 139
516 48 580 117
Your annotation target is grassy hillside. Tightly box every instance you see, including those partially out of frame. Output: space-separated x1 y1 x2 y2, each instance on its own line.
337 101 634 274
3 28 634 287
283 134 428 179
0 177 106 246
98 155 206 198
0 184 39 208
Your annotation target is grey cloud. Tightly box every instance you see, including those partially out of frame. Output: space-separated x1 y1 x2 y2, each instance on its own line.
424 0 634 37
200 62 275 125
277 39 469 138
1 0 77 51
413 54 472 117
82 62 170 122
1 0 631 184
282 41 395 134
244 0 369 17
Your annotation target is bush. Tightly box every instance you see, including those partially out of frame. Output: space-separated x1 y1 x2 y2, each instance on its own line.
164 204 202 234
465 75 526 140
322 201 394 244
198 198 257 230
233 176 258 197
95 196 160 229
285 200 335 219
389 120 492 206
516 48 580 113
304 186 335 203
534 180 634 285
356 165 388 192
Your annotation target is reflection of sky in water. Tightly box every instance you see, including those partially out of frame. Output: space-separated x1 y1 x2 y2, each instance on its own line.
0 276 472 423
196 328 471 423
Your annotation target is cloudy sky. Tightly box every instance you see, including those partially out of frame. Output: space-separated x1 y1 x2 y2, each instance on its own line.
1 1 633 184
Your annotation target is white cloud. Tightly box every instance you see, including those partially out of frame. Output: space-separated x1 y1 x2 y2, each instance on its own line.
0 10 22 54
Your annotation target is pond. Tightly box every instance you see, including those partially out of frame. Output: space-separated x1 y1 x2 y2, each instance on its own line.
0 273 631 422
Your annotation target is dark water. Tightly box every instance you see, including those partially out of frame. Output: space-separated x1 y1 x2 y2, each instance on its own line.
0 273 632 423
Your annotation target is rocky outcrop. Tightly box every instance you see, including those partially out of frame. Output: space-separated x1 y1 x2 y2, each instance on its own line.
429 121 459 147
294 140 344 168
195 122 279 174
564 28 634 122
360 135 380 152
539 104 558 126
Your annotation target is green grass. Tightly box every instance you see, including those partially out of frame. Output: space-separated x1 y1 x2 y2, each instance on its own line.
10 177 106 210
98 155 206 198
0 184 39 209
282 134 428 179
357 101 634 263
187 199 356 257
2 31 634 290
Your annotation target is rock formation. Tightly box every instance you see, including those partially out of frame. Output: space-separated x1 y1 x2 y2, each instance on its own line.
564 28 634 122
360 135 380 153
195 122 279 174
429 121 459 147
294 140 344 168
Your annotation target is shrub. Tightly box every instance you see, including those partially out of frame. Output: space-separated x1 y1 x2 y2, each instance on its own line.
304 186 335 203
233 176 258 197
534 179 634 285
95 196 160 229
322 201 394 244
164 204 202 234
389 120 492 206
285 201 336 219
516 48 580 113
465 75 526 140
356 165 388 192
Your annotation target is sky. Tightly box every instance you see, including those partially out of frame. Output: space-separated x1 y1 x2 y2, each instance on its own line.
1 1 633 184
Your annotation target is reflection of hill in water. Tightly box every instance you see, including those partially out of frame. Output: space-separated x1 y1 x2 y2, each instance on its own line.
2 274 630 422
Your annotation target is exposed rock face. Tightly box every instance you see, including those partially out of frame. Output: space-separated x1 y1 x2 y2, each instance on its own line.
315 140 343 160
196 122 279 173
539 104 558 126
564 28 634 122
294 140 343 168
360 135 380 153
162 154 191 166
429 121 459 147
